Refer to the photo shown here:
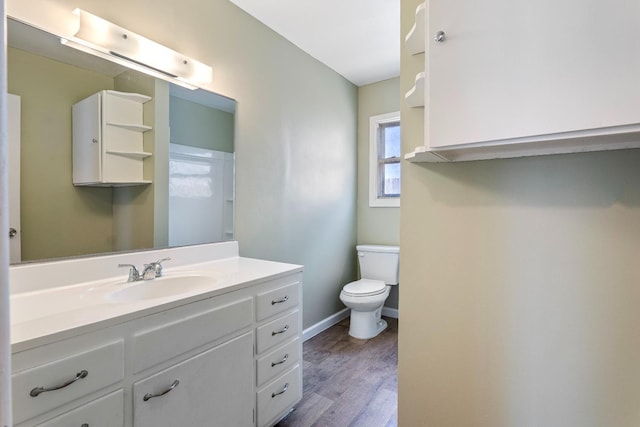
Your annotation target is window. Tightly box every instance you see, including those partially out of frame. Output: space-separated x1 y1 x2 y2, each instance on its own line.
369 112 401 207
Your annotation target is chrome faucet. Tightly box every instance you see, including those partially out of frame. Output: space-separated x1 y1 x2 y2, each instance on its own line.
118 263 140 282
118 257 171 282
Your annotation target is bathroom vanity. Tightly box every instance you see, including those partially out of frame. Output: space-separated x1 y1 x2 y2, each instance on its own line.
10 242 303 427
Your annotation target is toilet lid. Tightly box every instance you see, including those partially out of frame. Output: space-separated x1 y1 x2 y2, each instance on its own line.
342 279 386 297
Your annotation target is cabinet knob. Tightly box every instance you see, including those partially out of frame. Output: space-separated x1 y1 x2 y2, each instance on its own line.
434 31 446 42
9 228 17 238
91 138 98 143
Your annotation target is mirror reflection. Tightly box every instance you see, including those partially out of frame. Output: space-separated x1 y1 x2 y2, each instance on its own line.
7 18 235 264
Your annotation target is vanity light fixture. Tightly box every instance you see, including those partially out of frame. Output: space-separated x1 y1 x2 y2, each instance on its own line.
60 9 212 90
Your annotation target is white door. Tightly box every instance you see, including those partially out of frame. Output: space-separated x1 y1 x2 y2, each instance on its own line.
8 94 21 263
428 0 640 148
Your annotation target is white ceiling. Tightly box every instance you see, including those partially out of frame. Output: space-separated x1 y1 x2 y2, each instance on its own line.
229 0 400 87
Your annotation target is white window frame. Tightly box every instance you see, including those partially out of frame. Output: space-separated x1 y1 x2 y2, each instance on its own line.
369 111 401 207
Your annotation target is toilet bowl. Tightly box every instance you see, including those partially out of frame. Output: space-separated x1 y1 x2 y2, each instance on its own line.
339 245 399 339
340 279 390 339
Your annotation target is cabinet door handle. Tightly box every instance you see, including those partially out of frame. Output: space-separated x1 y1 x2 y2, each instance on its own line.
272 324 289 336
271 382 289 398
81 424 89 427
271 353 289 367
434 30 446 42
30 370 89 397
271 295 289 305
143 379 180 401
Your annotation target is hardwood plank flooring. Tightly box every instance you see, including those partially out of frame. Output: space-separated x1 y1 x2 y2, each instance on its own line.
275 316 398 427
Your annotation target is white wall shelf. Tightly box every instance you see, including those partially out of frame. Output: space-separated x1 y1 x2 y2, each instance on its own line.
405 129 640 163
405 2 426 55
107 122 152 132
405 72 425 108
105 150 153 159
84 180 152 187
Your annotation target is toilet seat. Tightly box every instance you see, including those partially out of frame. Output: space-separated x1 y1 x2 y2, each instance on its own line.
342 279 386 297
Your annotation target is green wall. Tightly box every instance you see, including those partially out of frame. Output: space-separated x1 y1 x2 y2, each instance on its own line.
8 47 115 261
398 0 640 425
357 77 401 309
170 96 234 153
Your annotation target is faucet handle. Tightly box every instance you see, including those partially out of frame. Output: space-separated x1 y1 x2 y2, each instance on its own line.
152 257 171 277
118 263 140 282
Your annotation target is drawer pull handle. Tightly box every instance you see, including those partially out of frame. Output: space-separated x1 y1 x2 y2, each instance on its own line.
271 295 289 305
272 382 289 398
143 379 180 402
272 325 289 336
81 424 89 427
271 353 289 367
30 370 88 397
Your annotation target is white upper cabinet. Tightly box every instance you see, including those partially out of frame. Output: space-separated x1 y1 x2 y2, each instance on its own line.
408 0 640 161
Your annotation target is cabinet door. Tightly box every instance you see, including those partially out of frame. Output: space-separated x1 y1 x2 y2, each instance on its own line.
72 93 102 184
133 332 254 427
428 0 640 148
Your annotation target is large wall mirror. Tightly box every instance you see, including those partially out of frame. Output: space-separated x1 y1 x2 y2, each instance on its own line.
7 17 236 264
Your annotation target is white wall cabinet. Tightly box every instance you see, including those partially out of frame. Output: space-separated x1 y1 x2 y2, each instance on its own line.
73 90 152 186
406 0 640 162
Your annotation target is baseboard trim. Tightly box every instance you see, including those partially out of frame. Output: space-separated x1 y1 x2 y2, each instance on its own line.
303 306 399 342
303 308 350 342
382 307 399 319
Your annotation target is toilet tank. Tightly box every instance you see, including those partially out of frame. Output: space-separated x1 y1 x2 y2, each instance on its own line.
356 245 400 285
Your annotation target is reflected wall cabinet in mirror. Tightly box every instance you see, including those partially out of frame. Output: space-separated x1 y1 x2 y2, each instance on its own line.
7 16 236 263
73 90 153 186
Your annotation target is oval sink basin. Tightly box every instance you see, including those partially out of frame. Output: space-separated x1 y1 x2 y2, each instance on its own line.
108 273 216 302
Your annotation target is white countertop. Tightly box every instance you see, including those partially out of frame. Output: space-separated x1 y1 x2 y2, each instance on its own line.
10 243 302 353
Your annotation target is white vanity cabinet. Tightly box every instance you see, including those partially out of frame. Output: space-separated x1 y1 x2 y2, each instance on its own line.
11 266 303 427
72 90 152 186
408 0 640 161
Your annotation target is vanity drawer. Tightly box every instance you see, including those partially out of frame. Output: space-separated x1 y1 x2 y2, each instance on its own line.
133 297 252 373
256 338 301 388
256 282 300 321
33 389 124 427
12 340 124 425
256 310 300 354
257 365 302 427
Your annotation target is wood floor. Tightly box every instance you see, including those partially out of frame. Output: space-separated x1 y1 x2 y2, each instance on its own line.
275 316 398 427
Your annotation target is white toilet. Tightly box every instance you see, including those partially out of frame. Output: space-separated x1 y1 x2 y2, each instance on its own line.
339 244 399 339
